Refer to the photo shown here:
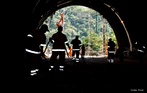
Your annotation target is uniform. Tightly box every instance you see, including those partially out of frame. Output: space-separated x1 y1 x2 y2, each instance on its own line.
24 24 49 77
107 38 116 63
71 36 82 63
49 26 70 71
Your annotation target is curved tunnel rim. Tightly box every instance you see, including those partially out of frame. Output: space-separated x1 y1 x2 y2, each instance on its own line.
33 0 132 51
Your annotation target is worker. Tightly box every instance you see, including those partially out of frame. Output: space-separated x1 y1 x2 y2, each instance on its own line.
24 24 49 77
107 38 116 63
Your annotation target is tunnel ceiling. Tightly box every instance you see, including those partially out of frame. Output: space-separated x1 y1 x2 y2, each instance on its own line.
32 0 147 49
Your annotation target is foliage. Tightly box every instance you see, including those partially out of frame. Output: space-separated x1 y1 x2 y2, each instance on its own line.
44 5 117 52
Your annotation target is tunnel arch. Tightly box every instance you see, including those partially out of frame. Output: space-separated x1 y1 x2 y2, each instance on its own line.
32 0 132 51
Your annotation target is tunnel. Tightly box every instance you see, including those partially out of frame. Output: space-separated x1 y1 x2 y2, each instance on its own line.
32 0 131 50
7 0 147 92
30 0 147 61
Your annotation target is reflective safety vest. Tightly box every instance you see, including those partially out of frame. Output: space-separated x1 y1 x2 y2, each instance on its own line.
51 32 68 49
72 49 80 51
25 48 41 54
72 43 82 51
108 51 115 53
52 49 66 51
25 33 45 55
51 41 69 52
71 39 82 50
108 44 116 54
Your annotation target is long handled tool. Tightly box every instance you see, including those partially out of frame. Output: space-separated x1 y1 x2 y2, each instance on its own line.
43 40 50 54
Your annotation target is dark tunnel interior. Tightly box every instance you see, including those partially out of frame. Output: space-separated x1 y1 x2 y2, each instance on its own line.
31 0 147 51
5 0 147 92
32 0 130 49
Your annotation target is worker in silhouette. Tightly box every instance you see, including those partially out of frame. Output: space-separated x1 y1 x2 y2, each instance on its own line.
117 39 125 62
134 41 146 64
81 44 86 63
107 38 116 63
49 26 70 71
71 36 82 63
24 24 49 77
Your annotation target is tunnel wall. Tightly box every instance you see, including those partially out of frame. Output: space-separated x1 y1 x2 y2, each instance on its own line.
32 0 147 51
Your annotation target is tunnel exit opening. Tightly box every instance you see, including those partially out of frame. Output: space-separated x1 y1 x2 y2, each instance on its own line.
31 0 134 62
42 5 118 58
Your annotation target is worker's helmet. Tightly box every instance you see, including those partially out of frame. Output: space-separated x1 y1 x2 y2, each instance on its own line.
40 24 49 33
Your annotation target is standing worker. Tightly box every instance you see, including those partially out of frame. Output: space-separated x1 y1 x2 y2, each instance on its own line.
49 26 70 71
107 38 116 63
117 39 125 62
81 44 86 63
71 36 82 63
24 24 49 77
